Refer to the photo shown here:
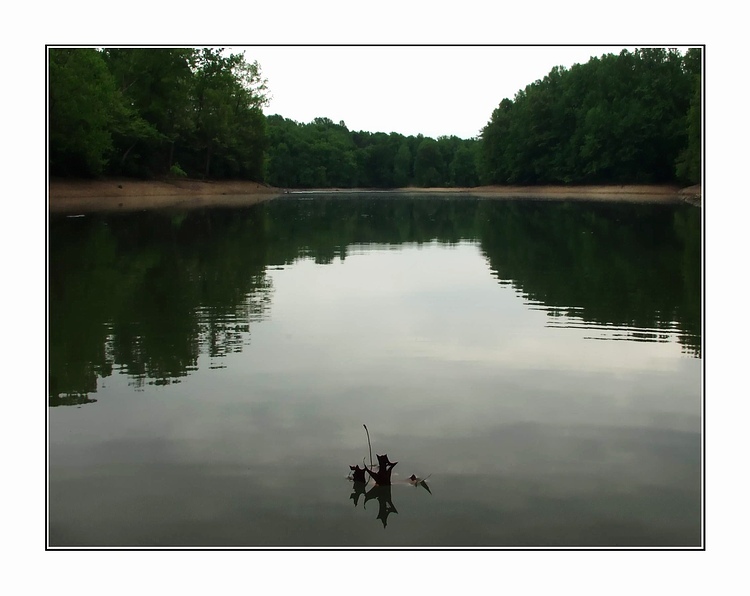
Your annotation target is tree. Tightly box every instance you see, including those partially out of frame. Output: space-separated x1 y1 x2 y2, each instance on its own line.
675 48 702 184
49 49 122 176
190 48 269 179
393 141 412 187
414 138 444 187
479 98 513 184
479 48 698 185
449 145 479 187
103 48 196 176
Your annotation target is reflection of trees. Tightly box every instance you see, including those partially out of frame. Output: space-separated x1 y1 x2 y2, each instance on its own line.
49 222 119 404
48 196 701 404
49 392 98 407
476 200 701 356
49 208 273 404
260 196 700 357
262 195 481 265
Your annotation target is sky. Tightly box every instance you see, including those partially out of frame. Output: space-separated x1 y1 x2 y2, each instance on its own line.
235 45 641 139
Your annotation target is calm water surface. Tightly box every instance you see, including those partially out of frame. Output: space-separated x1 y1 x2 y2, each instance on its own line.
48 195 702 547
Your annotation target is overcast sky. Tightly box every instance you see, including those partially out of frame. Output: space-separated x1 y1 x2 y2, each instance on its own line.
235 45 641 139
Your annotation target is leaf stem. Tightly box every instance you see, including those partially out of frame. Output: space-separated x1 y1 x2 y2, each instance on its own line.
363 424 373 468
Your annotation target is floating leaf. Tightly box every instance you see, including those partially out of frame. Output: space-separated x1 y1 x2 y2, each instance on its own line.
364 453 398 485
349 465 367 483
408 473 432 494
348 426 430 527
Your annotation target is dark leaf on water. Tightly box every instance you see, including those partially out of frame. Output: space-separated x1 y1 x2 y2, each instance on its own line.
408 473 432 494
364 453 398 486
349 464 367 483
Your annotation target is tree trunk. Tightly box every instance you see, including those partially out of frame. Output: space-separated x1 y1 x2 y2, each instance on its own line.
120 141 137 171
167 141 175 171
204 143 212 179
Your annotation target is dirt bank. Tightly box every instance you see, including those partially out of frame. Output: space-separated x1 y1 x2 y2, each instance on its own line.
49 179 699 213
677 184 702 206
48 178 281 213
395 184 690 202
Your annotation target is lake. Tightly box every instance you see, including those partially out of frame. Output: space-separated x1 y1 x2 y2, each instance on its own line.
48 194 702 547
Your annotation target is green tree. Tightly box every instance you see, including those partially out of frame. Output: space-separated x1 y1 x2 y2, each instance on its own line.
264 116 478 189
480 48 696 185
393 141 413 187
675 48 702 184
103 48 196 176
479 98 513 184
185 48 269 179
50 47 270 181
450 145 479 187
414 138 444 187
49 49 121 176
265 141 293 187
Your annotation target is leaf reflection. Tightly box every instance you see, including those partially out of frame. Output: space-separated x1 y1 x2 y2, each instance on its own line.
348 427 431 528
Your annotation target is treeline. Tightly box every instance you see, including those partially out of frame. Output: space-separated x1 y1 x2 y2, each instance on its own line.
264 116 480 188
49 48 269 180
48 47 701 187
480 47 702 185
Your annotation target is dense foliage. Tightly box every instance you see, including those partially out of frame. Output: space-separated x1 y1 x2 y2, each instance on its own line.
480 47 702 185
49 48 269 180
48 47 701 186
264 116 480 188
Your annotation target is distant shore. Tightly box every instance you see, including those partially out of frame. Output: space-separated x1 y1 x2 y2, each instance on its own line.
48 178 701 213
354 184 699 203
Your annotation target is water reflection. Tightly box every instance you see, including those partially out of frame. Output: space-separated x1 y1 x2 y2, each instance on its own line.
354 483 398 528
48 200 702 546
49 208 273 404
349 454 432 528
477 200 701 357
48 195 701 405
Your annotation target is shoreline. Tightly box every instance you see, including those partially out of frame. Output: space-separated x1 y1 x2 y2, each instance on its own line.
48 178 280 213
49 178 701 213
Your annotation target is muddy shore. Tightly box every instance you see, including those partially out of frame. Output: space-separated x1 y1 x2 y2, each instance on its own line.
48 178 701 213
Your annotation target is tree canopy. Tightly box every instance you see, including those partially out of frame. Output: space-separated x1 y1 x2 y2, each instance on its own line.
479 48 702 186
49 47 701 187
263 115 481 189
49 47 269 180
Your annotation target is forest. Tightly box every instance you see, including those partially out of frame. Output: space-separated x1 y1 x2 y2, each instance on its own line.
48 47 702 188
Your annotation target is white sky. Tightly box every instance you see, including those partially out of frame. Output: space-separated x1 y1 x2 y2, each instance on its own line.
236 45 639 139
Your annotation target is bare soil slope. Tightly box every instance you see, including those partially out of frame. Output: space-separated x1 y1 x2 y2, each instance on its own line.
49 179 281 212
